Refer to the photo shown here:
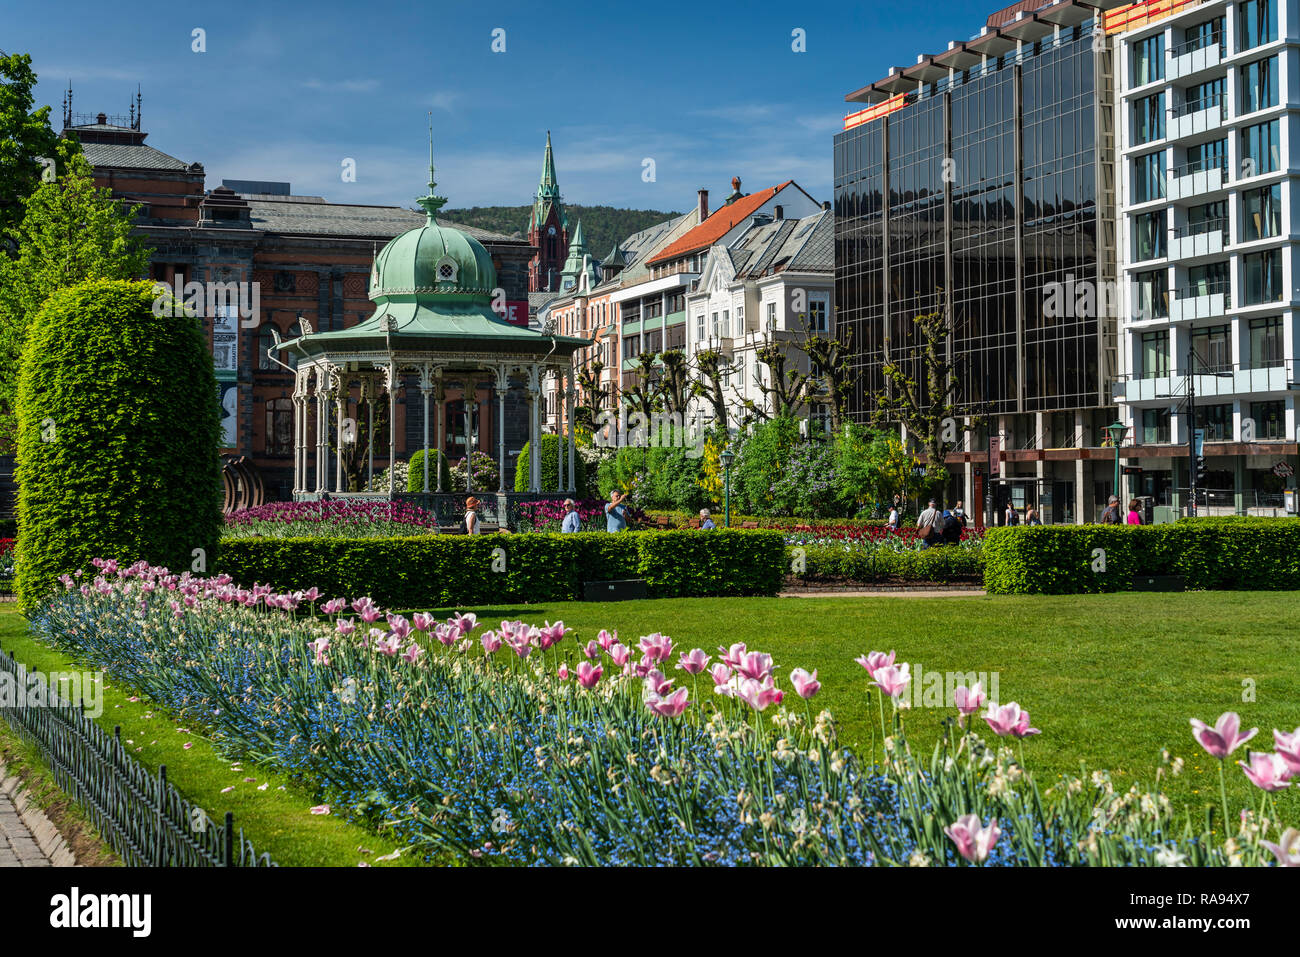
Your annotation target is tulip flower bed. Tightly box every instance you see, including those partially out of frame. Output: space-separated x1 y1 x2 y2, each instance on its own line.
222 501 438 540
24 561 1297 866
513 499 648 533
785 528 985 585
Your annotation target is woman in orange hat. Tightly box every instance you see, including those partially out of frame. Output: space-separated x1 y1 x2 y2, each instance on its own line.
464 496 481 535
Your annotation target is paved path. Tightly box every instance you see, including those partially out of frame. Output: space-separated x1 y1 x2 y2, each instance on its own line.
0 766 75 866
781 589 986 599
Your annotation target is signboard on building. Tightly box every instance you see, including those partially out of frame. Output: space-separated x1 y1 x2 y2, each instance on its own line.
212 305 239 372
218 382 238 448
1273 461 1295 478
989 435 1002 478
497 301 529 327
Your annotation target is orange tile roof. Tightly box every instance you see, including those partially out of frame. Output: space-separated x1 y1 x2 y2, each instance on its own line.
645 181 792 266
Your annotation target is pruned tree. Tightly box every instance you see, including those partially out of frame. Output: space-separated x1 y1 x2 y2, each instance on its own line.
801 324 854 434
752 336 810 420
691 348 730 432
620 350 659 421
869 295 966 489
573 358 607 434
655 348 692 417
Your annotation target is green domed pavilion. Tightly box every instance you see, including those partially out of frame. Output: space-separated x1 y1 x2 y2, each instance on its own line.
280 145 589 510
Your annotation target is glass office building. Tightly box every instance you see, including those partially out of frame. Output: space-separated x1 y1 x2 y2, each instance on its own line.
834 0 1119 522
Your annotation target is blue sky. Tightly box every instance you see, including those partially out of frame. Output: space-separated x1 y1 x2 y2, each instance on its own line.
8 0 1003 214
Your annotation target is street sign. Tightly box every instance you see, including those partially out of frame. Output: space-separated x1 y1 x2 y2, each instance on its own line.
1273 461 1295 478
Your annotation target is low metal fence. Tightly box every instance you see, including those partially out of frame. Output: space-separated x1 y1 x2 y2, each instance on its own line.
0 645 276 866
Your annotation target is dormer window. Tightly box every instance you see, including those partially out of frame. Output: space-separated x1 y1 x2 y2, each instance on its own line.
435 256 458 283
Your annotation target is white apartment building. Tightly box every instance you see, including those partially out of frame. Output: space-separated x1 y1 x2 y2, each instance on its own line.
685 208 834 431
1115 0 1299 514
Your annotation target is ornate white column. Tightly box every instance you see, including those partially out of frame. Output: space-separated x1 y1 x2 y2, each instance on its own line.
418 364 438 494
435 377 444 493
333 369 345 495
359 374 376 491
527 365 541 493
566 363 577 493
292 370 306 495
384 362 398 497
315 370 328 494
556 369 564 493
494 366 509 493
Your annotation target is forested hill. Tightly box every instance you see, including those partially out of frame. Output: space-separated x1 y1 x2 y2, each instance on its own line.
441 205 681 260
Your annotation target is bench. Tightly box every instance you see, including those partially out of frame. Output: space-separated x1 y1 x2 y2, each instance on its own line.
582 579 648 601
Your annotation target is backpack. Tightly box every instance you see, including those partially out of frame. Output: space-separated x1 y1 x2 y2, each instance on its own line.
1007 509 1020 526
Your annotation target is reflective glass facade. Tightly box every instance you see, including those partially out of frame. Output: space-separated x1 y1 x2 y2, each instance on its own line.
834 26 1107 420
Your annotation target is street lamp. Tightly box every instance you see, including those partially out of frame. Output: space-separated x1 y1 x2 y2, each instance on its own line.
720 446 735 528
1104 421 1127 504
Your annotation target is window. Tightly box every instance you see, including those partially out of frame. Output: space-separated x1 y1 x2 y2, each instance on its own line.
264 398 294 456
711 311 719 338
1242 249 1282 303
1133 93 1164 144
1133 210 1166 261
1192 324 1232 372
257 325 278 371
809 299 828 333
1188 199 1228 231
1242 184 1281 240
1187 260 1229 296
1184 78 1225 115
1240 119 1280 175
735 305 744 336
1195 403 1234 441
1133 152 1166 203
1249 400 1285 438
1186 138 1226 175
622 334 641 360
1141 329 1170 379
1239 56 1277 114
721 310 730 337
1249 316 1283 367
1142 408 1171 443
766 301 777 329
1237 0 1276 52
1134 269 1169 320
1132 33 1165 85
695 312 705 341
1183 17 1223 52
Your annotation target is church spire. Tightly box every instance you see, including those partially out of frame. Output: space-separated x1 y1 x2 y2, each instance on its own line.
415 112 448 223
538 130 559 199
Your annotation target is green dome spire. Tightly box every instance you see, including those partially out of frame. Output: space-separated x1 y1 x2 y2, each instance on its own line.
415 113 448 223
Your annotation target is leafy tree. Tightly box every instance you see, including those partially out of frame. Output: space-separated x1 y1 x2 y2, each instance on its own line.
0 152 148 449
802 324 854 434
655 349 691 417
620 351 659 421
405 448 453 492
733 415 801 515
741 337 810 424
573 359 607 435
14 279 222 610
691 348 730 432
514 435 587 493
833 424 924 517
0 52 81 243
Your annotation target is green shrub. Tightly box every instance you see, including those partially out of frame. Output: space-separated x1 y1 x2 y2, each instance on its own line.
514 435 588 493
798 545 983 583
14 279 222 610
405 449 453 492
983 521 1300 594
215 529 786 607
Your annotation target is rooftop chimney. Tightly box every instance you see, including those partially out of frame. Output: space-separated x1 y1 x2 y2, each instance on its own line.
697 188 709 221
822 200 831 211
774 205 784 220
96 112 107 125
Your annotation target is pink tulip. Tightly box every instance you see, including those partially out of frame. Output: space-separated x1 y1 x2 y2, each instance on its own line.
582 640 601 661
737 677 783 712
953 682 986 716
412 612 437 633
985 702 1039 738
558 663 570 681
301 587 321 603
480 631 502 654
596 629 618 651
386 615 411 641
576 661 603 689
537 621 570 650
718 642 747 670
872 663 911 700
1261 828 1300 867
402 643 424 665
453 612 477 635
855 650 896 680
638 633 674 663
336 618 356 636
644 670 675 696
1273 728 1300 775
789 668 820 699
1239 752 1292 792
646 687 690 718
376 634 402 656
677 649 710 675
944 814 1000 863
352 597 381 623
737 651 774 682
321 598 347 615
709 663 733 687
434 624 457 647
309 636 330 664
608 643 631 667
1190 712 1258 760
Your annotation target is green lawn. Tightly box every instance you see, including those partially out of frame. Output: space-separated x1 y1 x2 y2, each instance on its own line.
0 605 437 867
4 591 1298 861
404 591 1300 818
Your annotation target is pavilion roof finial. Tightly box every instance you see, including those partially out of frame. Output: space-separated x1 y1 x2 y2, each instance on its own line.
416 111 448 223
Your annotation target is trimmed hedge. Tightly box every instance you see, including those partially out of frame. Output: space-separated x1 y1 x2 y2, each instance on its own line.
983 520 1300 594
514 435 588 494
796 545 983 583
14 279 222 610
405 449 453 492
216 529 786 608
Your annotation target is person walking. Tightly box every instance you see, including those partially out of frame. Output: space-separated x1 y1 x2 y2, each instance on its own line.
1100 495 1121 524
605 490 629 533
561 498 581 533
886 501 901 531
952 500 967 526
699 508 716 530
1126 499 1143 525
463 497 481 535
917 498 941 549
1025 505 1042 526
1004 502 1020 526
941 507 964 546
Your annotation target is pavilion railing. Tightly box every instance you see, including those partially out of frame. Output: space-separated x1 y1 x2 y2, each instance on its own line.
394 492 579 530
0 644 278 867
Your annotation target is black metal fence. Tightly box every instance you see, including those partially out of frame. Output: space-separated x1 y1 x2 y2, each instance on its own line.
0 645 277 866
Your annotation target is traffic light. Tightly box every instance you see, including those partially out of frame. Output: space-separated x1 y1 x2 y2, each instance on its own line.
1122 466 1143 477
1195 455 1207 482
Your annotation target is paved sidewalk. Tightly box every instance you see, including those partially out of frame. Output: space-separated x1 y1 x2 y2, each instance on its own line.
0 766 76 866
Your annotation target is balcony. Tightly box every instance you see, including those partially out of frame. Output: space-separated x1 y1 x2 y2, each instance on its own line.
1169 218 1226 260
1167 36 1223 82
1171 280 1230 322
1113 361 1294 405
1168 160 1228 202
1168 94 1226 140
